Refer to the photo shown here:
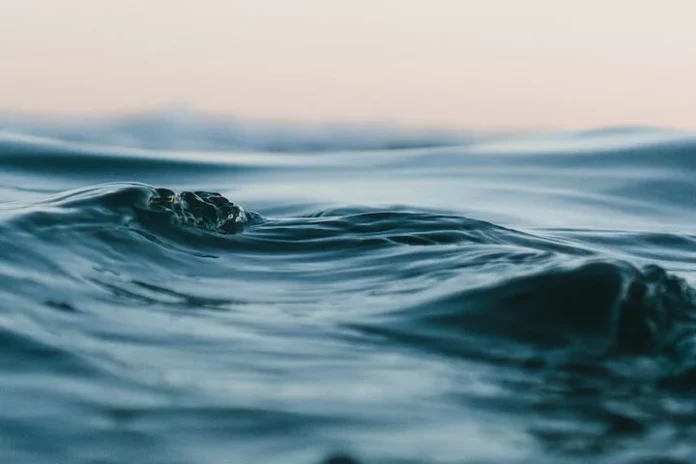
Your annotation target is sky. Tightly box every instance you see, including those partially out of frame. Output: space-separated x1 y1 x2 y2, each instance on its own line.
1 0 695 130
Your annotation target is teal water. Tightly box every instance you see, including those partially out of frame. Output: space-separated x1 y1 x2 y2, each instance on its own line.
1 116 696 463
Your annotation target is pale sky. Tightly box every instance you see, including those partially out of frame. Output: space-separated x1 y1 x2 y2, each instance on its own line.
1 0 695 130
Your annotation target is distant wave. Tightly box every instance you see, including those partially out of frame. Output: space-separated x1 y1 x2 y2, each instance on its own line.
0 109 473 152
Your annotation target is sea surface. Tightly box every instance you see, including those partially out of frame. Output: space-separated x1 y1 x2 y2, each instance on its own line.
1 113 696 464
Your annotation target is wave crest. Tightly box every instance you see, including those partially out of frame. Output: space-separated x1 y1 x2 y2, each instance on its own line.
358 259 696 377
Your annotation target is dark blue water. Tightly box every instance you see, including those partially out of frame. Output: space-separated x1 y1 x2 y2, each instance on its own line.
2 115 696 463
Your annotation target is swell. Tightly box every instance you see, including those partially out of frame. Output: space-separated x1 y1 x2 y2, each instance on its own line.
356 258 696 385
0 136 250 175
2 183 696 379
0 183 587 255
4 126 696 173
0 110 469 152
2 182 696 464
0 135 447 182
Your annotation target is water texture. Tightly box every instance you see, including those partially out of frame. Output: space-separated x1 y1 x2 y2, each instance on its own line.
1 115 696 463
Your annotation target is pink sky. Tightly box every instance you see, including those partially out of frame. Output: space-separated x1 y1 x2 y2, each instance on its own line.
1 0 695 130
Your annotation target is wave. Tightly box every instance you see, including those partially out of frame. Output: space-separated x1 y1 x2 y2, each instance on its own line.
0 183 591 254
0 109 471 152
6 114 696 462
357 258 696 369
1 180 696 462
4 184 695 379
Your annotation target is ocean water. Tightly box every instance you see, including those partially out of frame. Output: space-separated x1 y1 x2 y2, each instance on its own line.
1 114 696 464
